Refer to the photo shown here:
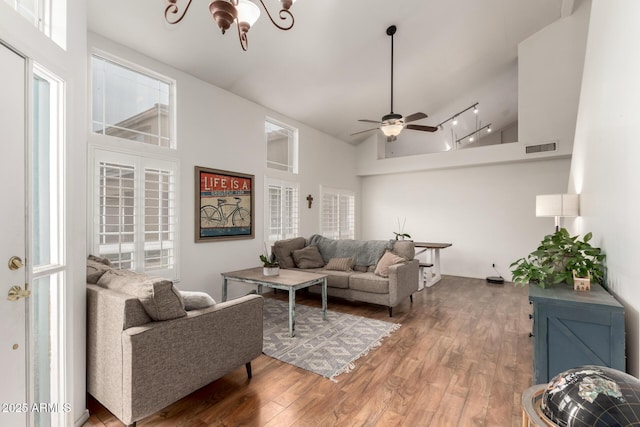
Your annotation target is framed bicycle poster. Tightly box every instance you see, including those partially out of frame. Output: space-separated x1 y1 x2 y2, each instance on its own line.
195 166 255 242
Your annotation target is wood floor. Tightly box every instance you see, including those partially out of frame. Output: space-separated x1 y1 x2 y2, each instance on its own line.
84 275 534 427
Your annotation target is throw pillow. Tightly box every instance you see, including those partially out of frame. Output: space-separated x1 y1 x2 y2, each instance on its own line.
88 254 112 266
180 291 216 310
273 237 306 269
97 269 187 321
325 257 355 272
374 251 406 278
86 257 113 284
292 245 326 269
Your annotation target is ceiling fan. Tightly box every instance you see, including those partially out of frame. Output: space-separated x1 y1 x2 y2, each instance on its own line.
351 25 438 142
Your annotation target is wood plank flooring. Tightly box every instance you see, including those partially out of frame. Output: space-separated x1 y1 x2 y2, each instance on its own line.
84 275 534 427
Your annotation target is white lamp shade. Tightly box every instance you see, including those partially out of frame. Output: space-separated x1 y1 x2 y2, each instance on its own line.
236 0 260 27
536 194 580 217
381 123 403 137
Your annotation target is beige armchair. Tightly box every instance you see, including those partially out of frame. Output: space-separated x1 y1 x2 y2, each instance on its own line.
86 284 263 426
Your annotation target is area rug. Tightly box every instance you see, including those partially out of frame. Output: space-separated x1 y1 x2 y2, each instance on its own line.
262 298 400 381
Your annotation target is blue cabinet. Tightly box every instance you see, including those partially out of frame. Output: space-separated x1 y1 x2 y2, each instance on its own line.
529 282 625 384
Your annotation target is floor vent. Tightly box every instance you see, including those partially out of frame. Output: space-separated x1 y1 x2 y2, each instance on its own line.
525 141 558 154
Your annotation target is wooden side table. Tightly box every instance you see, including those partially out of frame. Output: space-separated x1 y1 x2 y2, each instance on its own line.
413 242 452 287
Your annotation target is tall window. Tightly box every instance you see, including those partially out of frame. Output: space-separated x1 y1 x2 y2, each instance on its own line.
32 63 66 427
92 54 174 148
90 53 178 278
265 118 298 173
320 186 355 240
93 150 177 278
266 178 299 242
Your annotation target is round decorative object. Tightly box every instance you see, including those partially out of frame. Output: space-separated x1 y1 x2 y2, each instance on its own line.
541 365 640 426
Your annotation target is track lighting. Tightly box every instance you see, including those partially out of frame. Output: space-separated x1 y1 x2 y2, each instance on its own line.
436 102 479 128
456 123 492 144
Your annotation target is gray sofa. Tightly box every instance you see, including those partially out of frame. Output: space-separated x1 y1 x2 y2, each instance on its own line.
86 259 263 426
273 235 419 316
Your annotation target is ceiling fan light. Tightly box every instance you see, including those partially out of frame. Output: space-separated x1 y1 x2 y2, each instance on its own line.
237 0 261 28
381 123 403 137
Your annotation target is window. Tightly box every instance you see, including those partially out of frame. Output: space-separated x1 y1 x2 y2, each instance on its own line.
265 178 299 242
320 187 355 240
265 118 298 173
92 54 174 148
93 150 178 278
32 63 66 427
3 0 66 49
90 53 179 278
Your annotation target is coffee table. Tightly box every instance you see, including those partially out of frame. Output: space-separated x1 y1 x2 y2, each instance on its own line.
221 267 327 337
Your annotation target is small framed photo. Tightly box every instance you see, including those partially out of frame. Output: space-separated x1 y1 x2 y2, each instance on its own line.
195 166 255 242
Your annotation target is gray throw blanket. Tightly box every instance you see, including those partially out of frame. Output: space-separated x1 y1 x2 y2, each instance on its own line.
307 234 393 266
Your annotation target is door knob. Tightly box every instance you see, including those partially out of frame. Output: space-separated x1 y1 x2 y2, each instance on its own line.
7 284 30 301
8 256 23 271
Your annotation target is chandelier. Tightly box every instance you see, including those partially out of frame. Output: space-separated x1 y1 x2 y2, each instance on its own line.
164 0 298 51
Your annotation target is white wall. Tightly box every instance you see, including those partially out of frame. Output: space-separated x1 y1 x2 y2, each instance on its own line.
566 0 640 376
361 158 571 280
88 34 360 300
0 1 87 425
356 0 591 283
518 0 591 148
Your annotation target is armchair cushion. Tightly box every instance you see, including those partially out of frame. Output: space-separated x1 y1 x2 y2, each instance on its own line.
97 269 186 321
180 291 216 311
87 259 113 284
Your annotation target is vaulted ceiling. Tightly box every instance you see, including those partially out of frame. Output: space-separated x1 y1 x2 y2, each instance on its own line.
88 0 569 149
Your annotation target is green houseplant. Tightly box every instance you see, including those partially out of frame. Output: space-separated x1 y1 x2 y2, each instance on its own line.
260 244 279 276
510 228 605 288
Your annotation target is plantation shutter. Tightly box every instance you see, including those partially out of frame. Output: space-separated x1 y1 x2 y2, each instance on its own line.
144 167 176 271
98 162 136 269
94 150 178 277
266 179 299 242
321 187 355 240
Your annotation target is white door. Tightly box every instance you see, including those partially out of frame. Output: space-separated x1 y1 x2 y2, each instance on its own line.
0 43 28 425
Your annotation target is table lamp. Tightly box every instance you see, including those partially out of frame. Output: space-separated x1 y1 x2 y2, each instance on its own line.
536 194 580 232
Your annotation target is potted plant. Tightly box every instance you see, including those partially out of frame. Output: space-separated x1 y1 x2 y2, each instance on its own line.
393 217 411 240
510 228 605 289
260 244 279 276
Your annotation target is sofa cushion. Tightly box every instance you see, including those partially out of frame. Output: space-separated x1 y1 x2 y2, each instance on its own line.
180 291 216 310
392 240 415 260
273 237 306 269
292 245 326 269
87 258 113 284
374 251 406 278
97 269 187 321
323 271 351 289
325 257 355 272
349 272 390 294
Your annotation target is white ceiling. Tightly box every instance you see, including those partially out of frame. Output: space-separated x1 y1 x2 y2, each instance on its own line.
87 0 567 147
